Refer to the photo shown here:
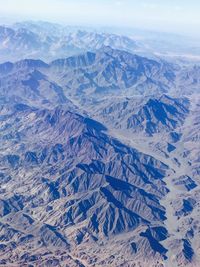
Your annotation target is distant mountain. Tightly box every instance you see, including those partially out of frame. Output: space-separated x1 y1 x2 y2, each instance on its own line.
0 25 139 63
0 47 178 106
48 46 177 97
14 21 68 37
1 47 199 104
13 21 200 64
0 26 45 61
0 59 71 107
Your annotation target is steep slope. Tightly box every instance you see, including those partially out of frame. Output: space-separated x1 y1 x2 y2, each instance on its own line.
92 93 200 267
0 45 200 266
0 102 170 266
93 94 189 136
126 95 189 135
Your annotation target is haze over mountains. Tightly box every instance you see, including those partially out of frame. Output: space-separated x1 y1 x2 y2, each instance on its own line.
1 21 200 64
0 23 139 63
0 20 200 267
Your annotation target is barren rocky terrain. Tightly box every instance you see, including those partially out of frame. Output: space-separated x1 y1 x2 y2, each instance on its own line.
0 21 200 267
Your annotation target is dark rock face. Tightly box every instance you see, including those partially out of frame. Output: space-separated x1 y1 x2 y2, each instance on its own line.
140 227 168 258
0 195 24 217
182 239 194 262
169 131 182 143
175 198 196 217
174 175 197 191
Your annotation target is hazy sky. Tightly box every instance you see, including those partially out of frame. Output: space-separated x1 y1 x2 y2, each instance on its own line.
0 0 200 36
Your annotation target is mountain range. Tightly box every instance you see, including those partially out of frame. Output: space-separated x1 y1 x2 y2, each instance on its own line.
0 24 139 63
0 22 200 267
